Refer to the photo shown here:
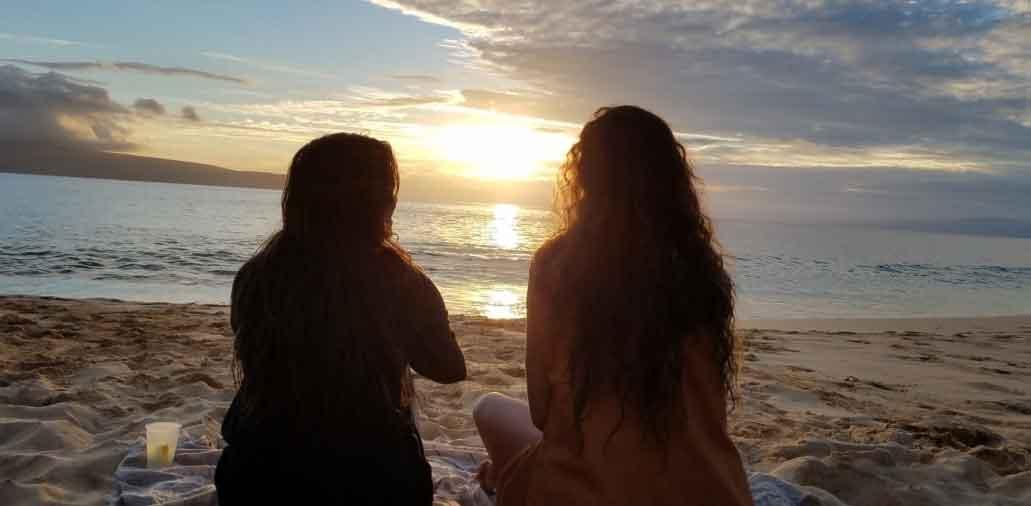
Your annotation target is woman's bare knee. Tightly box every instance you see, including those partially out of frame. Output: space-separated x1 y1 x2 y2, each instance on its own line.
473 391 509 428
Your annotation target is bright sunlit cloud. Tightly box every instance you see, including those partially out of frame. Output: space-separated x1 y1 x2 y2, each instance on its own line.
430 122 572 180
3 0 1029 213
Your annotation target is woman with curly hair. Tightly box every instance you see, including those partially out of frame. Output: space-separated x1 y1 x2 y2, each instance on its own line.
473 106 751 505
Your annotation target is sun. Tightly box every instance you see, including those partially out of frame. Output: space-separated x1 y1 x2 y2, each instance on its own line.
431 122 572 180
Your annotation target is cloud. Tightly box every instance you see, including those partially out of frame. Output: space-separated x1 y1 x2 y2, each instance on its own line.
0 64 132 150
3 59 249 84
181 106 201 122
132 98 166 116
200 51 335 80
0 66 205 153
372 0 1031 175
348 86 454 107
205 98 426 139
0 32 88 47
460 89 546 116
364 95 449 107
388 74 442 83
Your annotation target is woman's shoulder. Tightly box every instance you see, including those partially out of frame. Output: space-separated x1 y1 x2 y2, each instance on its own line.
402 263 437 295
236 255 259 277
382 249 440 298
530 235 568 282
233 255 262 293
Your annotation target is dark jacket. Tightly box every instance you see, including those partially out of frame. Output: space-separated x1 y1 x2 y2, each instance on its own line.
215 256 466 505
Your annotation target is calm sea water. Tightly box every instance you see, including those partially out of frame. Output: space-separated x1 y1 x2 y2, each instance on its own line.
2 173 1030 319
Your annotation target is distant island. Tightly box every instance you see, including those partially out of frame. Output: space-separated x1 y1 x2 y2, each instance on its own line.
0 143 557 208
0 144 285 190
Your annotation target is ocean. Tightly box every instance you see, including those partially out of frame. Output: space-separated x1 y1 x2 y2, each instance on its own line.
2 172 1029 319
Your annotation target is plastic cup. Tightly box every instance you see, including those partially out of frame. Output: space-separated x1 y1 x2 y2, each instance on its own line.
145 422 181 468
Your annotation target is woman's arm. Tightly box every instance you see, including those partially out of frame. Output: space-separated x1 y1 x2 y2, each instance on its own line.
525 255 553 431
229 261 252 334
405 269 467 384
223 262 253 443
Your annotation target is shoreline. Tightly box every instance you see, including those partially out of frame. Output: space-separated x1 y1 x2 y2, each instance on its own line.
4 293 1030 329
1 295 1029 505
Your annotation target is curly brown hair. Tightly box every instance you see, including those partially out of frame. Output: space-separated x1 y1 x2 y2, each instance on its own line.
551 105 737 448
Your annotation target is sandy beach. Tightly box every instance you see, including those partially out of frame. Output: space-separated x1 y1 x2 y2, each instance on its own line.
1 295 1029 505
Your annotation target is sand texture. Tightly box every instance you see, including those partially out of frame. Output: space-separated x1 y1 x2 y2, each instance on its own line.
1 296 1030 505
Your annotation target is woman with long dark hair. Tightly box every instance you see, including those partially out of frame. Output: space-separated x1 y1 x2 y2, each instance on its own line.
473 106 751 505
215 133 466 505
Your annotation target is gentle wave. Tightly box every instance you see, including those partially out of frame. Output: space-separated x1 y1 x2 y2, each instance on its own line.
3 173 1031 318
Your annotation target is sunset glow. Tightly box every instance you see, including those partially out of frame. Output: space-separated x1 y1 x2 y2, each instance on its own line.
1 1 1028 210
431 122 572 180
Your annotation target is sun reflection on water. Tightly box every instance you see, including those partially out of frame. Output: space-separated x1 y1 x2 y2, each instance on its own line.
483 288 521 319
491 203 520 250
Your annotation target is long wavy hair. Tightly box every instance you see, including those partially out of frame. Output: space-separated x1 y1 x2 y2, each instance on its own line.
231 133 415 440
551 106 737 448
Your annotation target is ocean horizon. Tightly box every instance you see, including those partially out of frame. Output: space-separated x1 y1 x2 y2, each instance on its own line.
3 172 1030 320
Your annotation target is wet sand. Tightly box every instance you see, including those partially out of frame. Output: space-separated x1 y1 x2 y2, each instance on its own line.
1 296 1029 505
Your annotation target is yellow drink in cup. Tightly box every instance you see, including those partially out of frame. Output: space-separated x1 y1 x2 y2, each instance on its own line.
145 422 181 468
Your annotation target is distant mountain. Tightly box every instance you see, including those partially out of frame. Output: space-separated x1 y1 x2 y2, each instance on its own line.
0 144 284 190
0 143 558 208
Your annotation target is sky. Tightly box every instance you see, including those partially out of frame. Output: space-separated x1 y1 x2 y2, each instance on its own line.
1 0 1029 226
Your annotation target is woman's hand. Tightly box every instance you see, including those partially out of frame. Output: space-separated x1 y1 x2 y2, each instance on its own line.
476 459 496 495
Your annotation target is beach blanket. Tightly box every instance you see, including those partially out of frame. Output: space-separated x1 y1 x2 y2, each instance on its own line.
110 436 817 506
108 436 493 506
109 433 219 506
749 473 825 506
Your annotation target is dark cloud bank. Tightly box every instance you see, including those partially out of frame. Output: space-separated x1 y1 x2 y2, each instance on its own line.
0 64 204 148
0 64 132 150
380 0 1031 235
388 0 1030 173
0 64 275 189
181 106 200 122
133 98 166 116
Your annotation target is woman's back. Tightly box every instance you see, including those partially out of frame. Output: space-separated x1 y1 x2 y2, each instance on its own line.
215 133 466 505
224 247 462 441
515 243 751 506
218 250 463 504
475 107 751 506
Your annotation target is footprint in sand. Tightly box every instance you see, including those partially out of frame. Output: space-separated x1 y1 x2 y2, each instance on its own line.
900 421 1004 450
480 372 512 386
966 381 1024 395
61 314 85 324
0 314 35 325
989 400 1031 415
498 365 525 378
980 367 1013 376
894 354 941 363
174 372 225 389
492 349 518 361
22 324 52 338
991 333 1024 341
